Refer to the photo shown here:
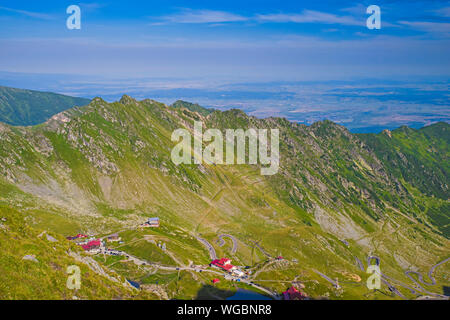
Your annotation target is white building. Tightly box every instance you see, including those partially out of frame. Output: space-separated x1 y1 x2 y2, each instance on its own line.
232 269 245 277
147 217 160 227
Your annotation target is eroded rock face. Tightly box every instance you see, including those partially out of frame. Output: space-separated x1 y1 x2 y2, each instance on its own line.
0 96 448 301
140 285 168 300
68 251 123 285
31 134 54 157
383 129 392 138
313 204 364 242
119 95 138 106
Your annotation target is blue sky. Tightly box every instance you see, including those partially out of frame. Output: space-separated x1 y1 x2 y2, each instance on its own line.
0 0 449 80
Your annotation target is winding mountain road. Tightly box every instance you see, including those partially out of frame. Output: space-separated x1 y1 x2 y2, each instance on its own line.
367 256 380 266
113 247 279 299
429 257 450 284
404 257 450 298
217 234 238 254
359 255 449 298
355 257 364 271
313 269 339 288
194 235 217 260
365 255 411 298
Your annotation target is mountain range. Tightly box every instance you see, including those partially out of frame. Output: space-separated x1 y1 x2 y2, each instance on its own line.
0 86 91 126
0 87 448 300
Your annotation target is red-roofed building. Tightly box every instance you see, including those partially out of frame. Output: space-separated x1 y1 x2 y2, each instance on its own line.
81 239 101 251
212 278 220 284
282 286 306 300
66 234 88 241
210 258 236 272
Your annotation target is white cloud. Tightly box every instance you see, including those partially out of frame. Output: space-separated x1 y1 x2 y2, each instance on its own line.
0 6 54 20
399 21 450 35
79 3 106 12
155 8 365 26
158 9 247 24
433 6 450 17
340 4 367 16
255 10 363 26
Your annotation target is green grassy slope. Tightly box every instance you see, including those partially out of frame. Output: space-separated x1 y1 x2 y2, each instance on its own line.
0 96 448 300
359 124 449 236
0 86 91 126
172 100 214 117
0 204 157 300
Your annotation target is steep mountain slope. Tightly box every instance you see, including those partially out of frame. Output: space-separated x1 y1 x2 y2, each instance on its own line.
359 124 449 236
360 125 449 200
172 100 214 117
0 95 448 300
0 86 91 126
0 204 157 299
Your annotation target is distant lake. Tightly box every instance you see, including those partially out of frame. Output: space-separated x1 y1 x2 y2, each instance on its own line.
127 279 140 289
226 289 272 300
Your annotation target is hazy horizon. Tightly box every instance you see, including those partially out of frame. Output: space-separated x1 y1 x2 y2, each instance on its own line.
1 0 449 132
1 71 448 133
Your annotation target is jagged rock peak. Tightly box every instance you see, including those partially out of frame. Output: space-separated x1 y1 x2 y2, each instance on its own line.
119 95 138 105
92 97 106 104
382 129 392 138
